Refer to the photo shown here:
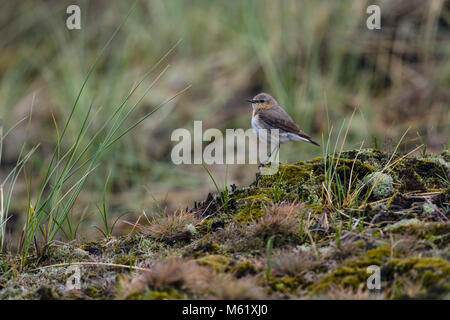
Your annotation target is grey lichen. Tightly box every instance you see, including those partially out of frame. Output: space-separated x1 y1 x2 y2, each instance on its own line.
384 218 422 232
359 172 393 199
423 203 435 215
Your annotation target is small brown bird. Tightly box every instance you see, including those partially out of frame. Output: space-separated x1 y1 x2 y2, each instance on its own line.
247 92 320 164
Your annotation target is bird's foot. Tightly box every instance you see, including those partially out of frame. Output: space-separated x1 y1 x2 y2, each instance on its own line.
258 161 269 168
258 161 280 168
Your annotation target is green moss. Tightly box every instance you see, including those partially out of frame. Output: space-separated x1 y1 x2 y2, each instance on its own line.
196 255 231 272
355 240 367 248
311 265 368 294
85 286 101 297
259 164 320 186
231 262 257 277
340 149 388 169
232 187 273 201
209 243 220 252
425 156 449 171
352 258 384 268
268 276 301 293
114 254 136 266
366 245 392 260
233 203 265 224
190 238 227 258
385 258 450 291
35 286 59 300
240 195 271 201
45 244 89 263
198 217 226 235
388 257 450 273
331 158 376 177
395 156 449 191
386 192 399 208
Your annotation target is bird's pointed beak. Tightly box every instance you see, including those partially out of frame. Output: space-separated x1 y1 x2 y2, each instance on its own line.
247 99 257 103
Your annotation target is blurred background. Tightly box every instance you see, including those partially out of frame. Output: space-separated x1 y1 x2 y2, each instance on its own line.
0 0 449 248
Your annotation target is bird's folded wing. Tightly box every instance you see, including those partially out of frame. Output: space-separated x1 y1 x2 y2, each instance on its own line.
257 110 314 142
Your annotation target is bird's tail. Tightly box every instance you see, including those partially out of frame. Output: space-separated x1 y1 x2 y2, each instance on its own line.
308 139 320 147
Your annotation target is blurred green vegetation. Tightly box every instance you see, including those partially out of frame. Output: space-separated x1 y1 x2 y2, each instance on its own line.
0 0 449 248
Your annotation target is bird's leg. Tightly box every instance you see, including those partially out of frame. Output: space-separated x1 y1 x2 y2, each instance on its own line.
272 143 280 164
258 143 279 168
268 143 280 165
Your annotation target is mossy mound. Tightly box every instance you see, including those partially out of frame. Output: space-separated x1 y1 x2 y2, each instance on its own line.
1 149 449 299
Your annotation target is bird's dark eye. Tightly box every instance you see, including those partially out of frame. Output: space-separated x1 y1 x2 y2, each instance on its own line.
259 99 265 103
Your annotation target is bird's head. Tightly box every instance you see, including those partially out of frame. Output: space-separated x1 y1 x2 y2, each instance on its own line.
247 92 277 110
